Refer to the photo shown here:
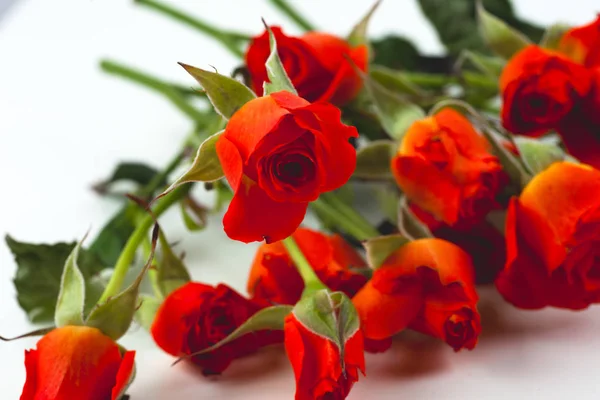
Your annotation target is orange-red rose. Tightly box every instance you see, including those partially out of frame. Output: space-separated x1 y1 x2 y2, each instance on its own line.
500 45 592 136
248 227 367 305
353 238 481 351
284 313 365 400
216 91 358 243
246 27 367 106
21 326 135 400
151 282 280 375
392 108 505 228
559 15 600 68
496 161 600 309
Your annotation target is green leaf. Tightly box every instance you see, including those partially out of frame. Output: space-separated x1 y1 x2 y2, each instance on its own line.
417 0 542 55
397 196 433 241
458 50 505 78
371 35 422 71
179 305 292 359
513 136 566 176
0 327 54 341
370 66 426 97
363 234 410 269
262 22 298 96
540 23 571 50
7 236 105 323
179 63 256 119
477 1 531 59
347 0 381 57
358 68 425 140
292 290 359 351
157 232 191 297
134 295 161 331
86 225 159 340
179 196 208 232
157 131 224 198
92 162 162 195
54 236 87 327
89 206 139 268
354 140 395 180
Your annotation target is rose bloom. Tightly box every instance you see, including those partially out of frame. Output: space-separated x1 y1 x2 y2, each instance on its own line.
558 68 600 169
392 108 505 228
500 45 591 136
248 227 367 305
151 282 281 375
353 238 481 351
217 91 358 243
21 326 135 400
496 161 600 309
246 27 367 106
284 313 365 400
559 15 600 68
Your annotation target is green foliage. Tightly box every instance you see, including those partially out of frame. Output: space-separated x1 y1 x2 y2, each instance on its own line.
417 0 543 55
7 236 105 323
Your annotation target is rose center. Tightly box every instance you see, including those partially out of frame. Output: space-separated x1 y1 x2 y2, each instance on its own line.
275 154 315 186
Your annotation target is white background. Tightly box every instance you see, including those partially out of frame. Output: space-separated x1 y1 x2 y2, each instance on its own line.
1 0 600 399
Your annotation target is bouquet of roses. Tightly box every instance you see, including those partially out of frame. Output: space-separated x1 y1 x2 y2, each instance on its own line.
5 0 600 399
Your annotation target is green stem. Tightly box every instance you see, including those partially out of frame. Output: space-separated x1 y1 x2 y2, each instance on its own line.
139 149 188 198
135 0 247 58
98 185 191 303
269 0 316 32
100 60 206 123
320 192 378 238
282 236 326 294
310 198 378 241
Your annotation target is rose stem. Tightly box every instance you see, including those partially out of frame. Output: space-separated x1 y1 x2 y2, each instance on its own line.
98 185 192 303
135 0 248 58
268 0 316 32
319 192 379 239
282 236 327 295
100 60 206 123
310 198 379 242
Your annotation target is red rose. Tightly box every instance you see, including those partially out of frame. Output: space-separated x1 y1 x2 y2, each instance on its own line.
392 108 505 228
353 239 481 351
500 45 591 136
247 227 367 305
21 326 135 400
246 27 367 106
216 91 357 243
496 162 600 309
558 68 600 169
559 15 600 68
151 282 280 375
284 313 365 399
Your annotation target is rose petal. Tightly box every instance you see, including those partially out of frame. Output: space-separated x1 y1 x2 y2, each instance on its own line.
111 351 136 400
223 179 308 243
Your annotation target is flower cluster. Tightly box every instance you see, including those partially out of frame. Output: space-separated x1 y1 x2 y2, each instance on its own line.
6 3 600 400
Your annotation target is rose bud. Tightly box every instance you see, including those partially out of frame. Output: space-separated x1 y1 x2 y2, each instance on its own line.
248 227 367 305
500 45 591 137
151 282 281 375
246 26 367 106
559 15 600 68
217 91 358 243
496 161 600 310
21 326 135 400
285 290 365 399
392 108 505 228
353 238 481 351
